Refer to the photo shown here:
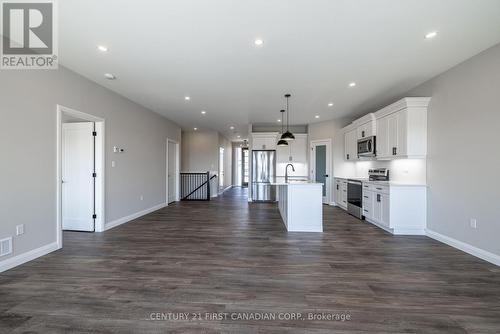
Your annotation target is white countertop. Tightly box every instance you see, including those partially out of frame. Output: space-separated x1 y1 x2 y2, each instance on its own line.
271 177 323 186
334 176 426 187
365 181 427 187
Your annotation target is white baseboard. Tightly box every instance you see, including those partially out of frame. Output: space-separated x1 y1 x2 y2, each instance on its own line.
218 185 232 195
426 229 500 266
0 242 60 273
104 203 167 231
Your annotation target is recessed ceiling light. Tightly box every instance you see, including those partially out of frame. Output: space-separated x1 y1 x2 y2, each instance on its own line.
277 119 281 122
254 39 264 46
315 115 320 119
193 127 198 131
425 31 438 39
328 102 334 107
237 135 241 138
349 82 356 87
201 110 206 115
184 96 190 101
230 126 235 130
97 45 108 52
104 73 116 80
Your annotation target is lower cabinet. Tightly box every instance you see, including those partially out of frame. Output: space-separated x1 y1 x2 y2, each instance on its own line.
364 189 390 228
362 182 426 235
334 178 348 209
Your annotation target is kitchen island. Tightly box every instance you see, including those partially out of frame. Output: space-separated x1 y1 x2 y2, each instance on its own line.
272 179 323 232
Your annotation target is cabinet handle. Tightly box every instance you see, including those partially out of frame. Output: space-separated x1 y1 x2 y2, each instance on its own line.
364 196 369 199
392 147 397 155
336 185 339 190
347 154 350 160
377 194 381 202
362 130 365 137
363 209 368 213
376 187 383 190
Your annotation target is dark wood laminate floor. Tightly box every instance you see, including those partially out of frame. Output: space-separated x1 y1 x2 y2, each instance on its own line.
1 187 499 333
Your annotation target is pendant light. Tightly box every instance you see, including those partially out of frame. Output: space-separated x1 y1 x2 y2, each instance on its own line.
277 109 289 146
280 93 295 141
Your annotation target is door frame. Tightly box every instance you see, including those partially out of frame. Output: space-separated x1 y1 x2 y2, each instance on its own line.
166 138 180 204
56 105 105 248
310 139 332 204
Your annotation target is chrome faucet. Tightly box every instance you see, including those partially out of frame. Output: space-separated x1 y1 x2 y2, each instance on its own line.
285 163 295 182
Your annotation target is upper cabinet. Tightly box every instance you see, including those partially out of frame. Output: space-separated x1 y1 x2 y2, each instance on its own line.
375 98 428 159
344 129 358 161
276 134 308 176
355 113 377 139
276 134 307 163
251 132 278 150
343 98 430 161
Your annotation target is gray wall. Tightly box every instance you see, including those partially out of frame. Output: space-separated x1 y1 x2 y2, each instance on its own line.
181 130 219 173
308 118 352 202
0 66 181 264
404 43 500 256
181 130 233 192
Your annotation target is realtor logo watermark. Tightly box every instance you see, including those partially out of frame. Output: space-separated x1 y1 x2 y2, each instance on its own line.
1 0 58 69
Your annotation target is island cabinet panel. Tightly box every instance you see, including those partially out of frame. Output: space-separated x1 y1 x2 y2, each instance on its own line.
276 183 323 232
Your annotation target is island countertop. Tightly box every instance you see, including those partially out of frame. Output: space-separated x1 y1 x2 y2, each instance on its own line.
271 177 323 186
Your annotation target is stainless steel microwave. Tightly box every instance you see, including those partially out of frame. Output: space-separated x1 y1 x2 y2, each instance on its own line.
357 136 376 157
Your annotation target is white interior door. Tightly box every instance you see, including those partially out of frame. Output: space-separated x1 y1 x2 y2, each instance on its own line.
311 141 331 204
168 141 176 203
62 122 95 231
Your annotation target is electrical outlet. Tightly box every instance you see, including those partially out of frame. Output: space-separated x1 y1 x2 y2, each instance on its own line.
112 161 116 168
0 237 12 257
470 219 477 229
16 224 24 236
140 195 144 201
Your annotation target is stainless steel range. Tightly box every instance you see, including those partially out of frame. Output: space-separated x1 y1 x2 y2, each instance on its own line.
368 168 390 181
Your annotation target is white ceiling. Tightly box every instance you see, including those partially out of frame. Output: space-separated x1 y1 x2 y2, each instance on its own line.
59 0 500 140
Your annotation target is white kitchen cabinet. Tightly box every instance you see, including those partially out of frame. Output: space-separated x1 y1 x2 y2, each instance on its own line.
375 98 428 159
341 182 347 208
362 181 426 235
290 134 308 163
357 120 375 139
341 179 348 209
252 133 278 150
276 134 308 176
344 129 358 161
334 178 348 209
372 192 390 228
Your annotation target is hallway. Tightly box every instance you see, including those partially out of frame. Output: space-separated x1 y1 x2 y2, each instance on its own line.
1 188 499 333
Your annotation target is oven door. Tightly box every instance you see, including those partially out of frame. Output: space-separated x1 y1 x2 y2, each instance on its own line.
347 180 363 219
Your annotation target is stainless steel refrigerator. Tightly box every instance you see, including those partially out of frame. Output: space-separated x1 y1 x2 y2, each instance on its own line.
251 150 276 202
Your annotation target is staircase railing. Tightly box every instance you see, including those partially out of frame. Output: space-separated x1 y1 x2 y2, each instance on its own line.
180 172 216 201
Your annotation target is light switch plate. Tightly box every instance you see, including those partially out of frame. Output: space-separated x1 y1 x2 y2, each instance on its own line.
16 224 24 236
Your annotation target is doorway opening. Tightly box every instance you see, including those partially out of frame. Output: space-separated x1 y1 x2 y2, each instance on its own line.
310 139 331 204
167 139 180 204
56 105 105 247
219 147 225 191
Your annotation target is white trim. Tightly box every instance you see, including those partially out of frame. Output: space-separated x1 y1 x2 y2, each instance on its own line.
56 105 106 241
310 138 332 204
104 203 167 231
426 229 500 267
166 138 180 205
219 185 232 195
0 242 60 273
